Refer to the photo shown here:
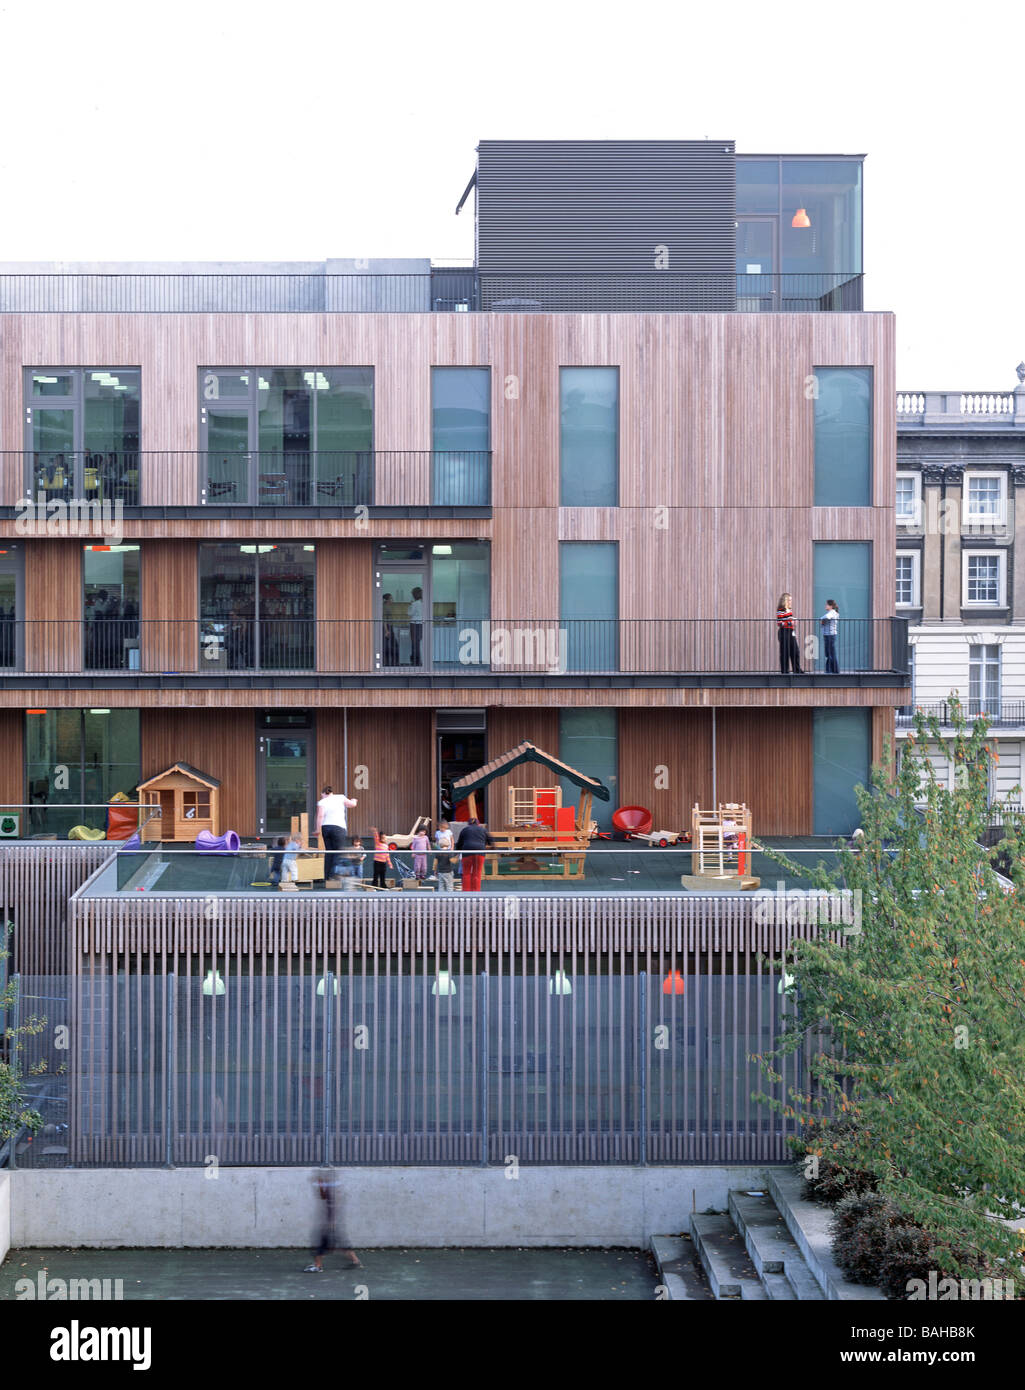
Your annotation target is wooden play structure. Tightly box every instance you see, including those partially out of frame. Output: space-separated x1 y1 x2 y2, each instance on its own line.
286 812 324 887
684 801 760 890
450 741 610 881
138 764 220 842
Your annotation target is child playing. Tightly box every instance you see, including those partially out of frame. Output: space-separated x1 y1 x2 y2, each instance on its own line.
411 825 431 883
369 827 392 889
434 820 456 892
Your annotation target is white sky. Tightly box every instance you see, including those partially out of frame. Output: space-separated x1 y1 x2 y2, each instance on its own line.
0 0 1021 389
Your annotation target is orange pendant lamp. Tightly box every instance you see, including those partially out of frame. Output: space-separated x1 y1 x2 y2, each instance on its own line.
662 970 686 995
791 208 811 228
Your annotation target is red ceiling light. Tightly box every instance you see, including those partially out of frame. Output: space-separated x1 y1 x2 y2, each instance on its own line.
791 208 811 229
26 709 47 715
662 970 686 995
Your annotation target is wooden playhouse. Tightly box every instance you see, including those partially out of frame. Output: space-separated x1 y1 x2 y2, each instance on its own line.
450 741 610 880
683 801 760 890
137 763 221 843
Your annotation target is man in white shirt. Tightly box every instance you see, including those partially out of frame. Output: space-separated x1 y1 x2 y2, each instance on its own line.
316 784 357 887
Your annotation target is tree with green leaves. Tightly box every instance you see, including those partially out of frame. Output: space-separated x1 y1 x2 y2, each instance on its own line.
0 925 47 1146
756 698 1025 1275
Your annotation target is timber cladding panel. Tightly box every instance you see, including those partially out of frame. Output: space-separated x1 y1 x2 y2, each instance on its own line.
618 709 714 833
140 708 256 836
316 707 432 840
716 708 814 836
0 707 23 804
23 541 83 672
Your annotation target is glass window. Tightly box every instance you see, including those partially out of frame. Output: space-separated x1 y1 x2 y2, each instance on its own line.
963 553 1003 607
812 709 870 836
560 367 619 506
736 159 779 216
560 542 618 671
559 709 617 831
781 159 862 278
813 368 872 506
964 473 1005 523
26 368 141 505
26 709 140 835
969 644 1000 716
896 473 920 523
813 541 871 669
84 544 140 670
896 553 919 608
200 367 373 505
431 542 489 667
431 367 491 505
199 543 315 671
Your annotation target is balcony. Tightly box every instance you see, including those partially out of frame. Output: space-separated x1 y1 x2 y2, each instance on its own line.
0 617 909 687
5 451 493 513
896 699 1025 729
0 270 863 314
897 390 1025 429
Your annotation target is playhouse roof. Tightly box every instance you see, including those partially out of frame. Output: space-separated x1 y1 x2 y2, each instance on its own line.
451 741 611 801
137 762 221 791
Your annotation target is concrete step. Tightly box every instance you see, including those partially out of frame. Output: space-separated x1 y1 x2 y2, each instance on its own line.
650 1234 715 1302
766 1167 886 1301
689 1213 766 1300
728 1189 824 1301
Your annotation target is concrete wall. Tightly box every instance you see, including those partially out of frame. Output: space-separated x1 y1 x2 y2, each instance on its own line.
0 1172 9 1264
9 1165 769 1249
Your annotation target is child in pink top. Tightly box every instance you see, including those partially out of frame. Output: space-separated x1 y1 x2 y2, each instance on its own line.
411 828 430 882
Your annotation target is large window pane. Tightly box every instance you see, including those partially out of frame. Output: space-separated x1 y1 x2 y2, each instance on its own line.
431 367 490 504
200 368 374 505
199 543 314 670
84 544 140 671
782 159 862 278
431 542 489 667
736 159 779 215
559 709 617 830
560 367 619 506
813 708 870 836
27 369 140 504
25 709 140 837
814 368 872 506
813 541 871 670
560 542 618 671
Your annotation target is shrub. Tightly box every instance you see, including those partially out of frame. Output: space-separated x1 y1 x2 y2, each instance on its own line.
877 1224 937 1300
801 1116 877 1204
832 1192 902 1285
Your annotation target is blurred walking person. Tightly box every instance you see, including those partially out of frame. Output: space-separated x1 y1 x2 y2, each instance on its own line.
304 1169 362 1272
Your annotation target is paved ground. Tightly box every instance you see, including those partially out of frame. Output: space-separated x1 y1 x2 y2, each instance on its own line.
0 1246 660 1301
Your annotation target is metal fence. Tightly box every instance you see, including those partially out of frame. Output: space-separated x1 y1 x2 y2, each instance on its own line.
0 271 863 314
3 449 493 509
1 617 909 678
897 700 1025 728
39 948 820 1166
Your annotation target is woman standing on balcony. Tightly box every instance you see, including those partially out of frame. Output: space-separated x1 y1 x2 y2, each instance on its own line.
776 592 802 674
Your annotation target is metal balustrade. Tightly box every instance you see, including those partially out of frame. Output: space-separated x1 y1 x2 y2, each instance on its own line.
0 617 909 677
0 270 864 314
3 450 493 509
896 699 1025 728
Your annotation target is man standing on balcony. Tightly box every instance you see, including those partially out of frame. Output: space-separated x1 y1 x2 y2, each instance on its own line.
317 784 357 888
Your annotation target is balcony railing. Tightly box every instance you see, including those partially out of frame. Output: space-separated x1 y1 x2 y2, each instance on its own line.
6 450 493 509
0 617 909 678
0 270 864 314
897 700 1025 728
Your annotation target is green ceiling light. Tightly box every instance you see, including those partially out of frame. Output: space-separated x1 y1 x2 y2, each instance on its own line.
202 970 226 996
778 972 796 995
316 976 339 997
432 970 457 996
549 969 573 996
